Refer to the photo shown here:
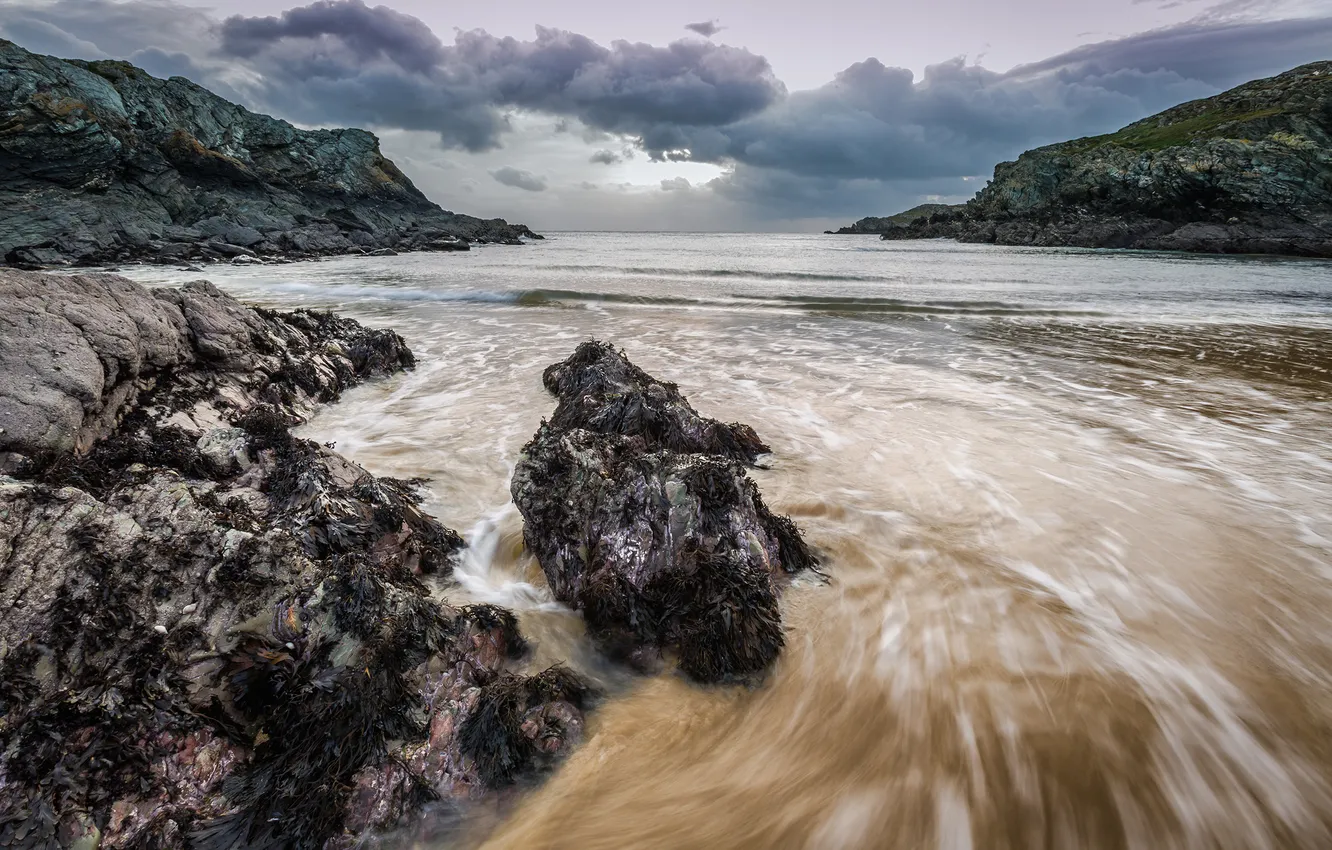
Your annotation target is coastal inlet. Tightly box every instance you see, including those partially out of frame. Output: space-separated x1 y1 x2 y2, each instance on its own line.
117 232 1332 849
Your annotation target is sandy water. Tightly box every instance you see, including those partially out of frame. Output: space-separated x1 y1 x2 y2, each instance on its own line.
121 234 1332 849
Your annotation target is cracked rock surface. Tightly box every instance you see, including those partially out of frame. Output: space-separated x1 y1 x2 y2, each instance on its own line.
0 270 585 850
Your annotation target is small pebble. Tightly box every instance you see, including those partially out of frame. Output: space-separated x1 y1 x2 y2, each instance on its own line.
154 625 168 635
182 603 198 614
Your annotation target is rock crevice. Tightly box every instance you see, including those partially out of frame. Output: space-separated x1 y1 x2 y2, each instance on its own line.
0 270 584 850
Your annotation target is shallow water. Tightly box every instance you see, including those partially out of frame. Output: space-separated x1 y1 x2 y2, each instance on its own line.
121 234 1332 849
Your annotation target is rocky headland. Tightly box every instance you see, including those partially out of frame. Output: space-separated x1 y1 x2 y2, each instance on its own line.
0 270 584 848
0 40 540 270
824 203 960 235
858 62 1332 256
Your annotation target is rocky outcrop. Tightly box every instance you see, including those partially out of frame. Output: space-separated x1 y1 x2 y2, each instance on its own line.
825 203 960 235
877 61 1332 256
0 271 585 849
511 342 818 683
0 40 541 269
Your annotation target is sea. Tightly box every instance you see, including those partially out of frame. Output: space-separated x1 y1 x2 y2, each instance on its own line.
120 233 1332 849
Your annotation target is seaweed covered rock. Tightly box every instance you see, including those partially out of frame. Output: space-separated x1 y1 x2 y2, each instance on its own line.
540 339 771 465
0 271 586 849
512 342 818 683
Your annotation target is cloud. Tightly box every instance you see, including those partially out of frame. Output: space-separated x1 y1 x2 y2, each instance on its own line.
490 166 547 191
642 14 1332 184
0 17 106 59
685 20 724 38
219 0 446 72
660 177 692 191
0 1 217 66
1011 16 1332 87
0 0 1328 227
206 2 785 152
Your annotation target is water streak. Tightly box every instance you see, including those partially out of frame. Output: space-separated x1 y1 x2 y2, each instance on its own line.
116 234 1332 849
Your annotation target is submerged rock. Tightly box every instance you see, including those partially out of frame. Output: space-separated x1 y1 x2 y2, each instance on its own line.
512 342 818 683
0 270 585 849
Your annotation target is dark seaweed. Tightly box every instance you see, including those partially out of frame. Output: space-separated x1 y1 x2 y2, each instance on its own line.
512 342 818 684
541 340 770 465
457 666 589 787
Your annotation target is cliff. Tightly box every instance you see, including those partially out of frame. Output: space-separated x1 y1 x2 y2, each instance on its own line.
0 40 539 268
878 61 1332 256
825 203 960 234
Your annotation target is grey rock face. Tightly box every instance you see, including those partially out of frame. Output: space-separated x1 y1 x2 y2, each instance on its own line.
878 62 1332 256
0 271 585 849
0 40 541 268
512 342 818 683
0 270 409 464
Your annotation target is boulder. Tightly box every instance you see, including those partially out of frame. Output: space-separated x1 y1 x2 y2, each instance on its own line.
0 270 587 849
511 342 818 682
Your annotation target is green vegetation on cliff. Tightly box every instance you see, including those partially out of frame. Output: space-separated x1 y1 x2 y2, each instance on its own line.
867 61 1332 256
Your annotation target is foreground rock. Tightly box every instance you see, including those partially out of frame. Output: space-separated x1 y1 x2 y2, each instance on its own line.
874 62 1332 256
0 40 540 270
0 271 585 849
511 342 818 683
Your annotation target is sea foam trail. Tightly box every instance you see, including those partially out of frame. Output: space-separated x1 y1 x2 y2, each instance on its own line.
119 235 1332 849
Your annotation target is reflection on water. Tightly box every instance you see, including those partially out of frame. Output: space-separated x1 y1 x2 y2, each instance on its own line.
117 236 1332 848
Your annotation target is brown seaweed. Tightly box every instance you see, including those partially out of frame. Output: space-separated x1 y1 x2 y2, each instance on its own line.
511 342 819 684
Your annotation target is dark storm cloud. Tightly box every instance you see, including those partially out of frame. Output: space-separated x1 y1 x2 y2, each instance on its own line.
490 166 547 191
0 0 783 153
206 1 784 152
0 0 1326 223
655 14 1332 182
675 55 1214 180
685 20 724 38
219 0 445 72
1012 16 1332 88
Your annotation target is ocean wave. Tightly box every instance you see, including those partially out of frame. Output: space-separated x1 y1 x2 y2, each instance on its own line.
251 281 1104 318
543 265 901 283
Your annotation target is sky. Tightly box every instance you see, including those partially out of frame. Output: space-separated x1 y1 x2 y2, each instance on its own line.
1 0 1329 231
